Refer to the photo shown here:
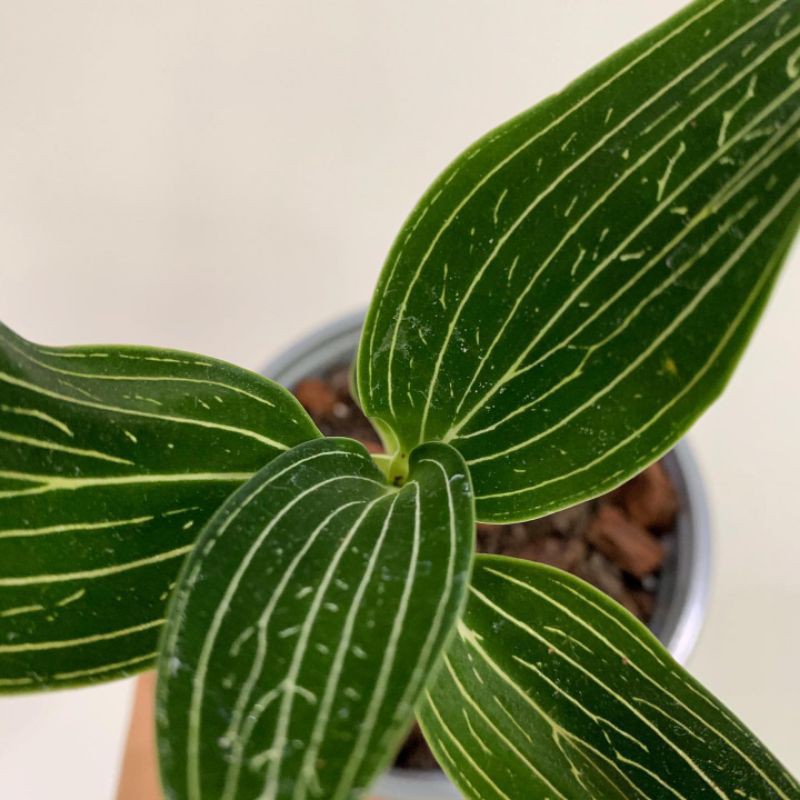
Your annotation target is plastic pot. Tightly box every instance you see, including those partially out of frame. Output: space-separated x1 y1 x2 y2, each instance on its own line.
264 311 712 800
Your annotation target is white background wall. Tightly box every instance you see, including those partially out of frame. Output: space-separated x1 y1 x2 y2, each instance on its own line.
0 1 798 796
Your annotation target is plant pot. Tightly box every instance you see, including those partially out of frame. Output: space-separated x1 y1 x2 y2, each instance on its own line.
264 310 712 800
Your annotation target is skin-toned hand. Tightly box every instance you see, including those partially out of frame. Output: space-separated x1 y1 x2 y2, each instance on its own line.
116 674 162 800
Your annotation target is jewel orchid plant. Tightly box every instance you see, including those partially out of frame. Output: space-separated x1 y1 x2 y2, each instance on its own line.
2 0 800 798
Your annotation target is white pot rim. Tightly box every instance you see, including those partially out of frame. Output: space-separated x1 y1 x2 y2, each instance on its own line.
263 310 713 799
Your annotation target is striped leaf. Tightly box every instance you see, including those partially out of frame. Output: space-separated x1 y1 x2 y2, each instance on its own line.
156 437 474 800
358 0 800 522
0 321 319 691
419 556 800 800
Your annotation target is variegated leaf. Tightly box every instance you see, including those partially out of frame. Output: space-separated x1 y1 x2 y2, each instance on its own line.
358 0 800 522
419 556 800 800
157 437 474 800
0 321 319 690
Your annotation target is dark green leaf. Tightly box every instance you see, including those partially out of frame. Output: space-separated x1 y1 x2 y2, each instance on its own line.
358 0 800 521
0 321 319 690
419 555 800 800
157 437 474 800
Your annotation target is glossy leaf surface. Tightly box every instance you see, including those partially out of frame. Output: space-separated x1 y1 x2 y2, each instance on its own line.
0 322 318 690
157 437 473 800
359 0 800 521
419 556 800 800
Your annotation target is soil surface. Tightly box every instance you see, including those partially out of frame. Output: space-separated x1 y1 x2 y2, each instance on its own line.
293 365 679 771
